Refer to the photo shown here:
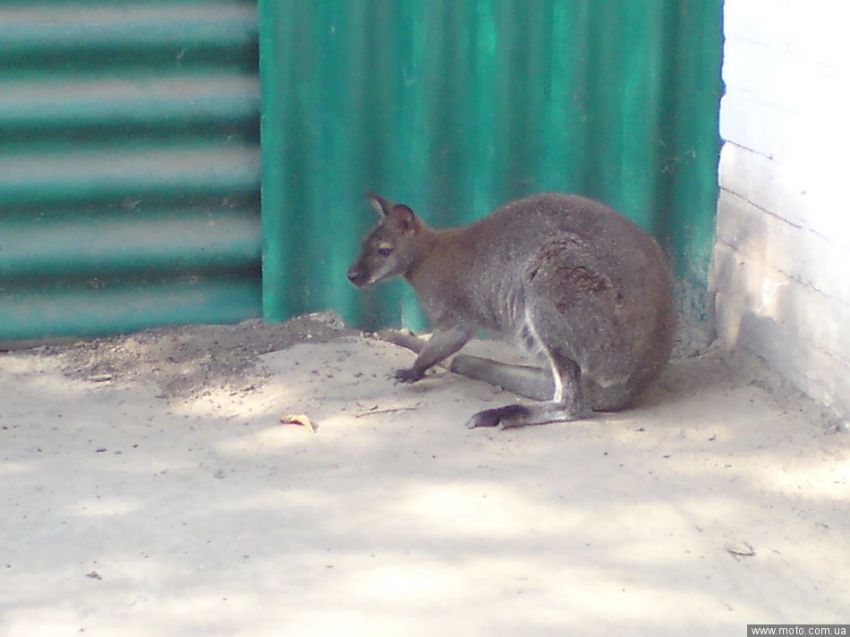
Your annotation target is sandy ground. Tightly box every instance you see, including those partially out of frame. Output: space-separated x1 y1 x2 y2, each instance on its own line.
1 314 848 637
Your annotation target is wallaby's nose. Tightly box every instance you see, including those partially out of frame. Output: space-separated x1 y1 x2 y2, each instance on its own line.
347 267 365 286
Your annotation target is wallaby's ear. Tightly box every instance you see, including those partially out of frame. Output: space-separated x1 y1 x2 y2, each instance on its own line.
392 204 418 234
366 192 391 217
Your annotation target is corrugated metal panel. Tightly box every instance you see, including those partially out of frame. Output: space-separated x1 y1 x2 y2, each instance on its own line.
0 1 261 341
260 0 723 330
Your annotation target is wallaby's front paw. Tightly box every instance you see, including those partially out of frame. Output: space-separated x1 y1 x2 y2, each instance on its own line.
393 367 424 384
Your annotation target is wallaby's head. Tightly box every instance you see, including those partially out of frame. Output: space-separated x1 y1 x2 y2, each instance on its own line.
347 193 421 288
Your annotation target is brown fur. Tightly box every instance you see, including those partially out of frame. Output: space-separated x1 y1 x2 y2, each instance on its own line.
348 192 674 428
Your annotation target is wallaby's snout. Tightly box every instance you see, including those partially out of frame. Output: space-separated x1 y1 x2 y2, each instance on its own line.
347 265 369 288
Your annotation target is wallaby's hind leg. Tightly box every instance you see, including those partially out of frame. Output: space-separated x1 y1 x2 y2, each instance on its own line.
378 324 593 429
466 310 591 429
379 328 554 400
465 355 590 429
448 356 552 401
379 329 635 410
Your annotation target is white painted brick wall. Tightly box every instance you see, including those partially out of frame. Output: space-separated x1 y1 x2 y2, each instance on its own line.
712 0 850 418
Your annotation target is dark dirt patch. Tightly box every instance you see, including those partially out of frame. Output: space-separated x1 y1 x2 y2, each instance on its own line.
31 312 356 400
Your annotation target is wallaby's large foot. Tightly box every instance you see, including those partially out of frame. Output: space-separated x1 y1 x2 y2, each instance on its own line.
465 401 591 429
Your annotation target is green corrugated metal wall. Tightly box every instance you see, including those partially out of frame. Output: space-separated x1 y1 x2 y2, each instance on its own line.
0 1 262 341
1 0 722 341
260 0 723 331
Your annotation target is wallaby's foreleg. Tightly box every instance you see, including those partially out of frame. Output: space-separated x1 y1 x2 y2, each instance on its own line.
393 328 472 383
379 329 553 399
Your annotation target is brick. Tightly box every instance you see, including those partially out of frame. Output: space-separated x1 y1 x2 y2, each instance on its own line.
722 38 842 116
724 0 849 67
718 144 849 250
716 190 850 303
711 241 850 361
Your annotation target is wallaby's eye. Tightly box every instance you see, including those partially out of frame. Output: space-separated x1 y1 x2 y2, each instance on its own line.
377 244 393 257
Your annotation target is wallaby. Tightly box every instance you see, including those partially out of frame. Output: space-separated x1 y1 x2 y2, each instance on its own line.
347 192 674 429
